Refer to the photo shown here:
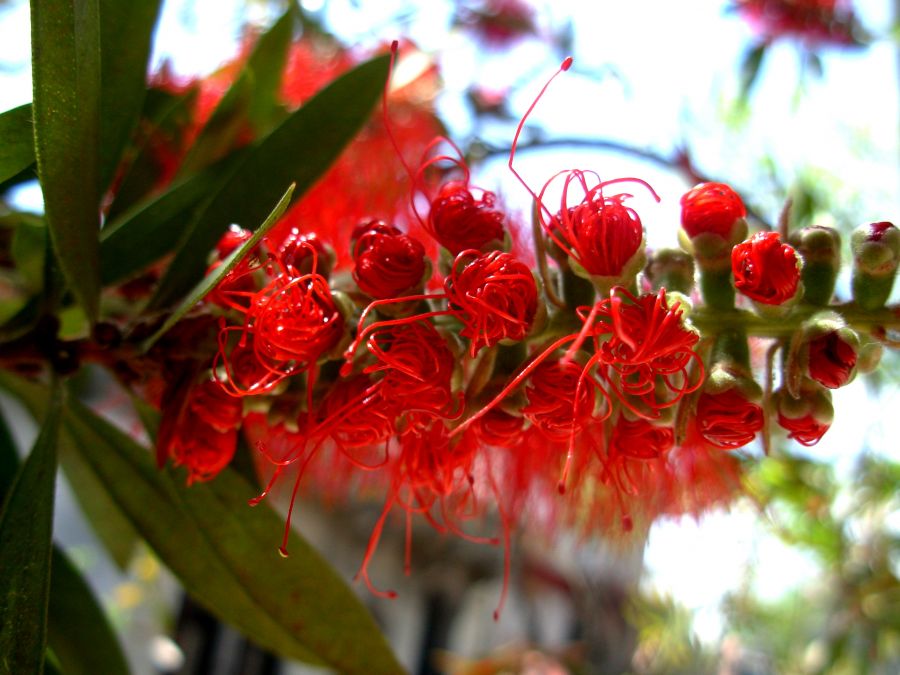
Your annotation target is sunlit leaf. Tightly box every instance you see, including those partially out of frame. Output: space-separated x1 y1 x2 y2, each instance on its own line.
147 52 390 309
31 0 102 321
0 104 35 185
0 380 62 673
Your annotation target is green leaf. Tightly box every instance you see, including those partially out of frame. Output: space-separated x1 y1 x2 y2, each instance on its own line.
98 0 164 193
99 153 243 286
47 547 130 675
178 9 294 176
0 373 405 674
739 42 767 105
148 52 391 310
0 380 62 675
31 0 102 321
0 406 19 500
141 183 295 350
58 437 138 571
10 214 48 293
0 410 129 674
104 88 199 223
0 104 35 185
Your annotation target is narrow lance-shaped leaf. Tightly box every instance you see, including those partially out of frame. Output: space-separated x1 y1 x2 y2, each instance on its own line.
0 380 63 674
98 0 164 193
148 52 391 309
0 104 35 184
31 0 102 321
99 153 243 286
47 547 130 675
0 373 406 675
177 7 295 175
141 182 295 350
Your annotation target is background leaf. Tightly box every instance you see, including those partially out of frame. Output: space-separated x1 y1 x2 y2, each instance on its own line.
97 0 164 193
0 373 406 675
141 182 295 350
148 52 391 309
47 547 130 675
99 154 243 286
31 0 102 321
0 380 62 675
177 8 294 175
0 104 35 185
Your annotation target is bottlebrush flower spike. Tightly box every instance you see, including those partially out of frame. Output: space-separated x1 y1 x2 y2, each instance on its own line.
772 384 834 446
732 231 802 306
351 220 428 299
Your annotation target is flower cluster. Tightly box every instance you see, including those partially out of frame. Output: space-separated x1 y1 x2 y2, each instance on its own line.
138 47 898 612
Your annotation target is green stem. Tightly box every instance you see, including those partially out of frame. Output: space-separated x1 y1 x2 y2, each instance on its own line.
690 303 900 339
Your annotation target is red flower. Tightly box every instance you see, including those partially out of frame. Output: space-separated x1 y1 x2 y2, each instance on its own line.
522 359 596 441
427 180 506 254
362 321 463 424
446 250 538 357
777 412 830 446
171 424 238 485
695 388 764 449
589 288 703 415
541 172 654 278
732 231 801 305
352 220 427 299
457 0 538 47
737 0 861 46
680 182 747 240
808 330 857 388
189 378 243 432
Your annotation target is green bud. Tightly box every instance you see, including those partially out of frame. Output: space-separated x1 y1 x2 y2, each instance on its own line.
851 221 899 310
644 248 695 294
788 226 841 306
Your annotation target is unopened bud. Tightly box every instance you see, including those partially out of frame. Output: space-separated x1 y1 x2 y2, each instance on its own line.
644 248 695 294
798 312 859 390
851 221 899 310
788 226 840 305
772 383 834 447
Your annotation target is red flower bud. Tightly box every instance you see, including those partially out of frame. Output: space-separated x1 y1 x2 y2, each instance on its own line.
428 180 505 254
545 173 652 279
772 383 834 446
446 250 538 357
696 388 764 449
190 378 243 432
171 423 237 485
732 231 801 305
680 182 747 240
363 321 462 423
808 330 857 389
215 225 253 258
352 222 427 299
